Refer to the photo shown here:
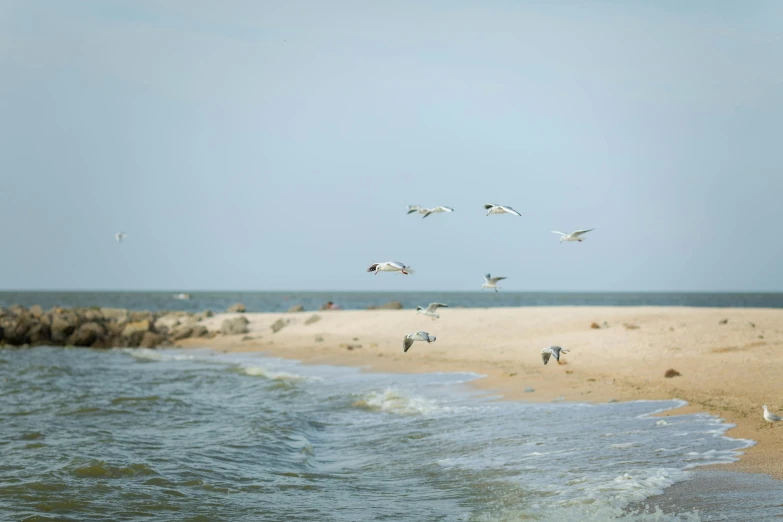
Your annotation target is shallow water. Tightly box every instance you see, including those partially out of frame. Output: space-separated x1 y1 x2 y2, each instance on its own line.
1 291 782 313
0 347 778 520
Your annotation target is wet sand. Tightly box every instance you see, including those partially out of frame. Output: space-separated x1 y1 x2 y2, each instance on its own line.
180 306 783 479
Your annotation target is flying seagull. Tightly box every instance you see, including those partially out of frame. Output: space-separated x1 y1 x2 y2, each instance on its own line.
403 331 436 353
484 203 521 217
367 261 414 275
422 206 454 218
541 346 569 365
551 229 595 243
763 405 781 423
115 232 127 243
407 205 429 215
481 273 506 292
416 303 448 320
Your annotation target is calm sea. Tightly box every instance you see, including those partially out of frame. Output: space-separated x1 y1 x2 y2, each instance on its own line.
1 291 782 313
3 347 783 521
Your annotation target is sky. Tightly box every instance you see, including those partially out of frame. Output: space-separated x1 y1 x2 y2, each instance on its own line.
1 0 782 292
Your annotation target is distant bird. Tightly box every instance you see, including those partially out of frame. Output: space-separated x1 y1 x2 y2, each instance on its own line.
115 232 127 243
407 205 429 215
481 273 506 292
416 303 448 320
763 405 781 423
484 203 521 217
551 229 595 243
541 346 569 365
422 206 454 218
367 261 414 275
403 331 436 353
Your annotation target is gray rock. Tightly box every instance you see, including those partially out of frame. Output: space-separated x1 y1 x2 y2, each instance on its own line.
28 323 51 346
524 387 535 393
221 317 249 335
202 309 214 318
190 325 208 338
2 314 34 345
69 322 106 347
82 308 104 322
121 320 151 346
101 308 129 323
314 335 324 342
368 301 403 310
288 304 304 313
130 311 154 323
304 314 321 325
270 318 286 333
718 318 728 325
29 305 44 318
51 316 77 343
169 325 194 341
227 303 246 313
139 332 165 348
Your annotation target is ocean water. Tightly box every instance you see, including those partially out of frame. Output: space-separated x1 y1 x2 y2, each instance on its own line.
2 347 781 521
1 291 782 313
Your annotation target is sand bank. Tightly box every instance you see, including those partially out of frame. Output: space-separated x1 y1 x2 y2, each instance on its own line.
181 306 783 479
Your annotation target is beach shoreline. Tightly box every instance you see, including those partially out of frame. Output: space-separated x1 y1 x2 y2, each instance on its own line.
181 306 783 480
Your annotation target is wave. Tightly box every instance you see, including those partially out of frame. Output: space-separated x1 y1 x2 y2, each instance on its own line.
239 366 309 382
351 388 445 416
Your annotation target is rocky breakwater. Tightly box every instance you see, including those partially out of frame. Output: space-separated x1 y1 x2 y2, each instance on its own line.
0 305 215 349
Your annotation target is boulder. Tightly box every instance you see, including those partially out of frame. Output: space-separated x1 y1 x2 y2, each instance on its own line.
304 314 321 325
288 304 304 313
139 332 165 348
191 325 208 338
130 311 154 323
69 322 106 347
2 314 34 345
270 318 286 333
101 308 129 323
368 301 403 310
82 308 104 322
51 315 77 343
28 323 51 346
29 305 44 318
8 305 27 316
221 317 249 335
202 309 214 318
169 325 194 341
185 314 202 324
227 303 246 313
121 320 151 346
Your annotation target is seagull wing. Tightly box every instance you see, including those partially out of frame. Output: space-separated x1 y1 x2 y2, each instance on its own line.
549 346 562 361
416 331 432 342
388 261 406 270
484 274 492 283
541 349 552 365
422 210 433 218
426 303 448 312
571 228 595 237
501 206 521 216
407 209 419 214
551 231 567 236
367 263 380 272
489 276 507 284
403 336 414 353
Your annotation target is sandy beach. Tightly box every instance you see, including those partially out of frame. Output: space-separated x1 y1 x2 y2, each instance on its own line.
182 306 783 480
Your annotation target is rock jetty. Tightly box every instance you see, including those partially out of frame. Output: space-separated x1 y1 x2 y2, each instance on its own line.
0 306 216 349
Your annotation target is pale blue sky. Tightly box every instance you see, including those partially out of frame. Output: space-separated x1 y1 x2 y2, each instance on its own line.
1 0 782 291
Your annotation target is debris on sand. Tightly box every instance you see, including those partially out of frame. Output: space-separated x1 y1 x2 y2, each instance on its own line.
664 368 681 378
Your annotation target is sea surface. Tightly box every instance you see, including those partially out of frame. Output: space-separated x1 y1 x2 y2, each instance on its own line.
3 347 783 521
1 291 782 313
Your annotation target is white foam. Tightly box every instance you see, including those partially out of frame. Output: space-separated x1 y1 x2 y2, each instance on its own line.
116 348 196 362
240 366 309 382
352 388 443 415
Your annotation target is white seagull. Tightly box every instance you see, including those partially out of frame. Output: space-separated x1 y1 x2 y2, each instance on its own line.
481 273 506 292
484 203 521 217
541 346 569 365
551 229 595 243
367 261 414 275
416 303 448 320
407 205 429 215
403 331 436 353
763 405 781 423
115 232 127 243
422 206 454 218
